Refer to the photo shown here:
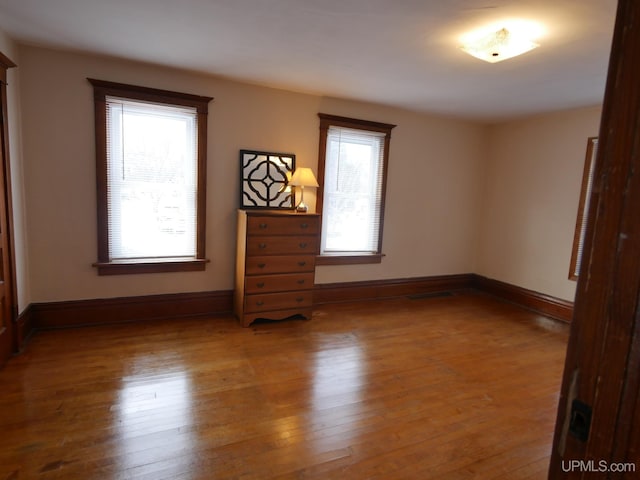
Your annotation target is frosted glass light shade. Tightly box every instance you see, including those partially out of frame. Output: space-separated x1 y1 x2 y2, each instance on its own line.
461 28 539 63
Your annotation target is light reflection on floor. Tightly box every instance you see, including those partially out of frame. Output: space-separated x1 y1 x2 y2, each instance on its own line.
310 338 367 454
114 356 196 478
111 337 367 474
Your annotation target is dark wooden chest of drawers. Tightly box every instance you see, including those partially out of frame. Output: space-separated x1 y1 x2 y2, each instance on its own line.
234 210 320 327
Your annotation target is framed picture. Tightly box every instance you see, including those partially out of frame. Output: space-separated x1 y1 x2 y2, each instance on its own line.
240 149 295 209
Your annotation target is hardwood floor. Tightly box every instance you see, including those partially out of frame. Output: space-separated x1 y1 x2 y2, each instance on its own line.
0 292 569 479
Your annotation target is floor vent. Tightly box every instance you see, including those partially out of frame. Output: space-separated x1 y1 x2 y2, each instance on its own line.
407 291 454 300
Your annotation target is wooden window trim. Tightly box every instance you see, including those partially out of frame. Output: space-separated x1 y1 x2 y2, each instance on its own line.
316 113 395 265
93 258 209 276
88 78 213 275
569 137 598 280
316 253 384 266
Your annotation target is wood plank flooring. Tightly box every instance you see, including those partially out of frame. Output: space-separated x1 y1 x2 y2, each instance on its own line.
0 292 569 479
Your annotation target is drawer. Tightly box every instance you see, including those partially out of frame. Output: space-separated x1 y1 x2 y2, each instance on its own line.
245 272 314 294
247 215 319 236
246 235 318 256
244 291 313 313
245 254 315 274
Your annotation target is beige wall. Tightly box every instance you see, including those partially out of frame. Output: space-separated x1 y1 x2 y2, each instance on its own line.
314 100 486 284
18 45 486 303
0 28 29 313
477 106 602 301
12 42 604 306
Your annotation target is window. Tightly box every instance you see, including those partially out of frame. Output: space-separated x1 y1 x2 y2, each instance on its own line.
316 113 395 265
569 137 598 280
89 79 212 275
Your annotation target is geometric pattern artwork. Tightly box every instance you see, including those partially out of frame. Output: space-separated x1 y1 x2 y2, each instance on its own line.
240 150 295 209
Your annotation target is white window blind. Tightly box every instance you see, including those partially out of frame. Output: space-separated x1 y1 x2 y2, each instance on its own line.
573 138 598 278
106 96 198 261
321 126 385 254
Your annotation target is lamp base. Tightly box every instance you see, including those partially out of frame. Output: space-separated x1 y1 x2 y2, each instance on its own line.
295 201 309 213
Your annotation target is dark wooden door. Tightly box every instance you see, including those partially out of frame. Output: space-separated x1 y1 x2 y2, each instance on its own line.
549 0 640 477
0 52 16 368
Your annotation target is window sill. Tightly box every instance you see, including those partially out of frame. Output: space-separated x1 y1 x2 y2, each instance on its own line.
316 253 384 266
93 258 209 276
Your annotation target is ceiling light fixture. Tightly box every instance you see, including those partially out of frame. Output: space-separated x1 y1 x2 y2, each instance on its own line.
461 26 540 63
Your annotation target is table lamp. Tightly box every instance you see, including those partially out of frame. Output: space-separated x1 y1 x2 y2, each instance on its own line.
289 167 319 213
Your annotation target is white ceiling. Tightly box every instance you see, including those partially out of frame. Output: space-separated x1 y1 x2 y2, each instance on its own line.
0 0 617 122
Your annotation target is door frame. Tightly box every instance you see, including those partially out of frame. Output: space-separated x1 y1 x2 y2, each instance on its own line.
549 0 640 477
0 50 18 363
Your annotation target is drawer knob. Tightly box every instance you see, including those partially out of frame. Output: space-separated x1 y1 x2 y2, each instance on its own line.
259 243 267 249
256 300 264 306
257 282 265 288
299 242 308 248
296 297 304 303
258 263 266 269
297 279 305 285
301 223 308 229
298 261 306 267
259 223 268 229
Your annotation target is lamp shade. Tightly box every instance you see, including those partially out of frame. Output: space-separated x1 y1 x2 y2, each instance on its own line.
289 167 319 187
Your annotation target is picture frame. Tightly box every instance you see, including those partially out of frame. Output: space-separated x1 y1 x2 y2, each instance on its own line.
240 149 296 209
